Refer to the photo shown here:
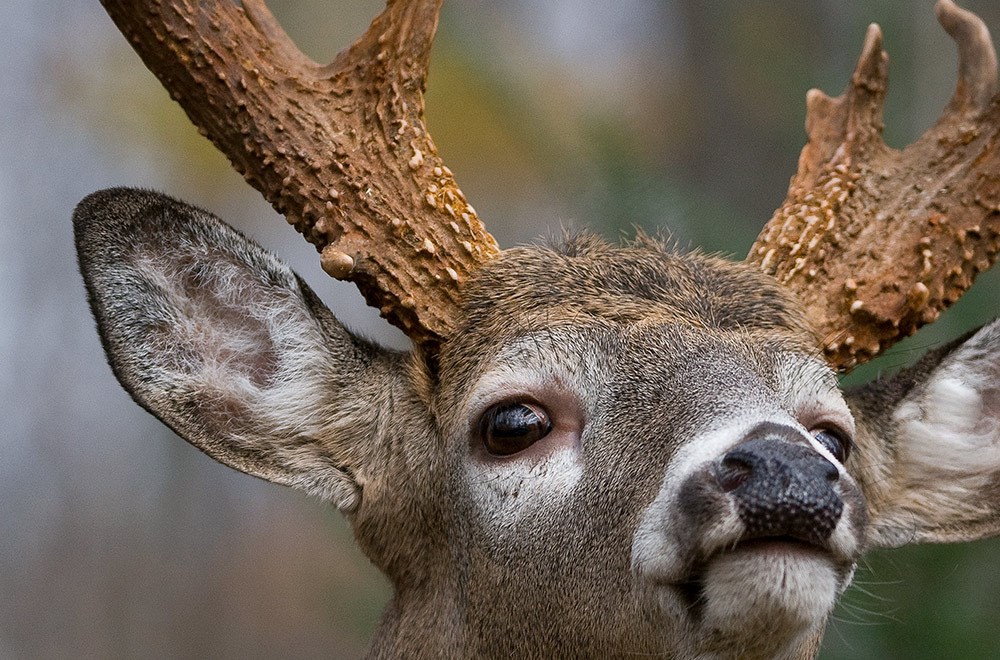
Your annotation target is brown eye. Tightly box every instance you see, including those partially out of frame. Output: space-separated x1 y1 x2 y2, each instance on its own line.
479 402 552 456
812 428 853 464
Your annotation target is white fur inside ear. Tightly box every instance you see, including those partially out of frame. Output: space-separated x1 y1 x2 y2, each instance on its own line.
898 374 1000 473
883 327 1000 542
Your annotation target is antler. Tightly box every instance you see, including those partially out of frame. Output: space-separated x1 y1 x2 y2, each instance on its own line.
749 0 1000 371
100 0 500 349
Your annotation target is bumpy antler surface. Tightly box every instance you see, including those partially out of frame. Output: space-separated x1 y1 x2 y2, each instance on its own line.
100 0 500 348
749 0 1000 370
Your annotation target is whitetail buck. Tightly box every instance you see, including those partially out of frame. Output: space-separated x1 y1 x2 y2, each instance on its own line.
76 0 1000 657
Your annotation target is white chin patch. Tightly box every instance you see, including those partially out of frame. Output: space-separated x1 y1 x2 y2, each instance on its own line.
701 545 837 643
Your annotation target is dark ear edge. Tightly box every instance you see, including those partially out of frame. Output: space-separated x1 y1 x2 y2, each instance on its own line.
845 329 976 438
73 188 396 511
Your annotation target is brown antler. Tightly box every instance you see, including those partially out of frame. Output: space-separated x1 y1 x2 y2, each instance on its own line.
749 0 1000 371
100 0 500 349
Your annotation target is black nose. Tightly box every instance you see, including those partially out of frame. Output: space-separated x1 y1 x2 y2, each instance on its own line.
716 426 843 545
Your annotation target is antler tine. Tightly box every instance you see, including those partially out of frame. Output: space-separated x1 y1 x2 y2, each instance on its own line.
749 1 1000 372
101 0 500 350
937 0 999 112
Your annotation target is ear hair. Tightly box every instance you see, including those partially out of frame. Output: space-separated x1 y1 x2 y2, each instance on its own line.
849 319 1000 546
74 188 394 511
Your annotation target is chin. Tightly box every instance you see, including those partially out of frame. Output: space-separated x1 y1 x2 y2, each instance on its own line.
687 540 848 659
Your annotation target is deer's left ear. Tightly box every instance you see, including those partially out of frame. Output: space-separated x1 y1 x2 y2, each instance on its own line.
847 319 1000 548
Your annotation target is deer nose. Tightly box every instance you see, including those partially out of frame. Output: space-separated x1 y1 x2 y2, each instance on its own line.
716 429 843 545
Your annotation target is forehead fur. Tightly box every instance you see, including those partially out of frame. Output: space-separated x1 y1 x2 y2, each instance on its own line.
456 232 814 346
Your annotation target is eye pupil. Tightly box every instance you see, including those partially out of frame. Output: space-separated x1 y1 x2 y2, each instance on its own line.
480 402 552 456
813 429 851 463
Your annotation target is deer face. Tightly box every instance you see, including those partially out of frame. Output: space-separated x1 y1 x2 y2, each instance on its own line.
421 240 867 657
76 190 1000 658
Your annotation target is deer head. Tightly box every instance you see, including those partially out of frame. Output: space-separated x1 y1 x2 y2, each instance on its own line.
76 1 1000 658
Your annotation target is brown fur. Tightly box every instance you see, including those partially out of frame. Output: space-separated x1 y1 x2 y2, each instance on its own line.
76 189 1000 658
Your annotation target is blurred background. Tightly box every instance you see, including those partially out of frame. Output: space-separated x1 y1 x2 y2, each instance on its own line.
3 0 1000 657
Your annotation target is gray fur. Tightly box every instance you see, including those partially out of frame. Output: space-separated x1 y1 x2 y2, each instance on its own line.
76 188 1000 658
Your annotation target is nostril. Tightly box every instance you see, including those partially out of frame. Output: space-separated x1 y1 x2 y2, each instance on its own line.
719 433 845 544
717 455 752 492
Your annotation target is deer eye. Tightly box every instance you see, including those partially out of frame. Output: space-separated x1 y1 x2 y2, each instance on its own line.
812 428 852 464
479 402 552 457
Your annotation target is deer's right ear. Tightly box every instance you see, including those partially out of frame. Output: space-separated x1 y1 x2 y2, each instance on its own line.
74 188 399 512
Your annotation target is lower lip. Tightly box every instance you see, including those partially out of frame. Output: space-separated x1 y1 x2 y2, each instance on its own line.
730 536 829 557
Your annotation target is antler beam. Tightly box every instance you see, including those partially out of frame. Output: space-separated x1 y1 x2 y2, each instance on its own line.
750 0 1000 370
101 0 500 349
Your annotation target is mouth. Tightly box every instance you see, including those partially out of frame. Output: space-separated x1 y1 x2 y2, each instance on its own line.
672 534 837 615
659 532 851 658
